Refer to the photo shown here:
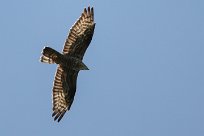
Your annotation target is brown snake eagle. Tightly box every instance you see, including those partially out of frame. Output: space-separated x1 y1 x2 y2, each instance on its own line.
40 7 95 122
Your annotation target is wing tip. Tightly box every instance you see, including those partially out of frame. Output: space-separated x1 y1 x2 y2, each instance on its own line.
84 6 94 14
91 7 94 14
84 7 87 13
52 110 67 122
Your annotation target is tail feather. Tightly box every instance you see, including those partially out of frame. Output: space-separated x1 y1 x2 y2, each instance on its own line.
40 47 63 64
40 55 55 64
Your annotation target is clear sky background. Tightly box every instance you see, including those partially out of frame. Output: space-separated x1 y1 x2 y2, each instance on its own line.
0 0 203 136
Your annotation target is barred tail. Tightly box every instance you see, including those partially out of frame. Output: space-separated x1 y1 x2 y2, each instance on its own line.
40 47 63 64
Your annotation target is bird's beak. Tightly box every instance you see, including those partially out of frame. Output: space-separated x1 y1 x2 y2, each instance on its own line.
82 65 89 70
80 62 89 70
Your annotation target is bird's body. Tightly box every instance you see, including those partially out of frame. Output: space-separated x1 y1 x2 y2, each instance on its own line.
40 7 95 122
42 47 89 71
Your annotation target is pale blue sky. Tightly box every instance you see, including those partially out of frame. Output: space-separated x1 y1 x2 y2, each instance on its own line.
0 0 203 136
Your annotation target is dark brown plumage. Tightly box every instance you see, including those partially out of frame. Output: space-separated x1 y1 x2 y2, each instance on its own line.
40 6 95 122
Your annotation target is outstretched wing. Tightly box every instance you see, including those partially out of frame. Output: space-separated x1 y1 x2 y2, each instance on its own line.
50 6 95 122
62 6 95 60
52 66 78 122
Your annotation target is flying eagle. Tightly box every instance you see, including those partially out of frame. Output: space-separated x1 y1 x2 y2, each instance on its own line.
40 7 95 122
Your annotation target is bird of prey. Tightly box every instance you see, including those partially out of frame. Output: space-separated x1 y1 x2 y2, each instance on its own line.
40 6 95 122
